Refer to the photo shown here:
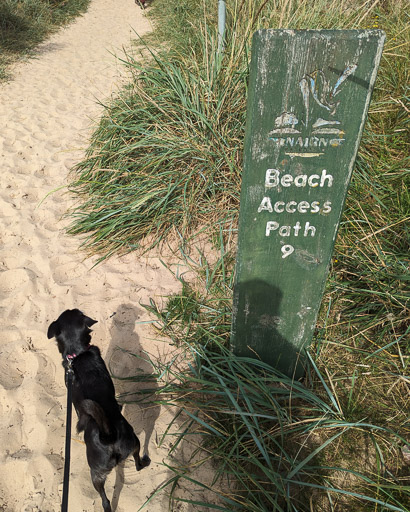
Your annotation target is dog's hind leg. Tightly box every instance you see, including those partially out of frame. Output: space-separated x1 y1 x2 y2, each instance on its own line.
91 468 111 512
132 434 151 471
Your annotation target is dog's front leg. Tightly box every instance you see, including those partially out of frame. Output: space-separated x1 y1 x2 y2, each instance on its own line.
91 468 111 512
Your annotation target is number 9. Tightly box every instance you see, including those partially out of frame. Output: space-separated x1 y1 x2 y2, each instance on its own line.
281 245 294 259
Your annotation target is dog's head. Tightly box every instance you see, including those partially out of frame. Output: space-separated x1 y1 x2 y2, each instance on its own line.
47 309 97 359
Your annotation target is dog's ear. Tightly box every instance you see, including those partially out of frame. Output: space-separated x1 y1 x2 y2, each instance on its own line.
84 315 97 328
47 320 60 339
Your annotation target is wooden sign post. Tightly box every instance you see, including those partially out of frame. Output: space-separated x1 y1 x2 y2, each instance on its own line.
231 30 385 378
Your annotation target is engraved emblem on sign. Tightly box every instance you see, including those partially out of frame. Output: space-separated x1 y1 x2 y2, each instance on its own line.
269 64 357 157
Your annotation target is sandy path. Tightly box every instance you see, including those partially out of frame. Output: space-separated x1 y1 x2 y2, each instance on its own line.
0 2 183 510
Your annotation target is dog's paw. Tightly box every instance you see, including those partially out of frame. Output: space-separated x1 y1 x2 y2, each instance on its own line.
135 453 151 472
141 454 151 469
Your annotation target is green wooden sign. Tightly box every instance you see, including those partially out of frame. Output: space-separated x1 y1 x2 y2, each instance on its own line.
232 30 385 378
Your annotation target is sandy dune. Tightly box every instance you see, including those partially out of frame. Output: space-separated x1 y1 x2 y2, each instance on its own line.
0 1 186 510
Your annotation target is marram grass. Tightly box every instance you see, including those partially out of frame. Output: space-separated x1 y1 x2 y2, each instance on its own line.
67 32 246 261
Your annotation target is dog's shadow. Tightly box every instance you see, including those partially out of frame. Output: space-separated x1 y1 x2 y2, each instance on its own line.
105 303 160 510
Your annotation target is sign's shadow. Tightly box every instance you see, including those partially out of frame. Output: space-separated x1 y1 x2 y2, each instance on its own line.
233 279 305 378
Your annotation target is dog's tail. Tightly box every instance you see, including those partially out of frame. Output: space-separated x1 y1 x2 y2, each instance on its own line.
77 399 114 442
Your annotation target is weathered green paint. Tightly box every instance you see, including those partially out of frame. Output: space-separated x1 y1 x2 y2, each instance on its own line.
231 30 385 378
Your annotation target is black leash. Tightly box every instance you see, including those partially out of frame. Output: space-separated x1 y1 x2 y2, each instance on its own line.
61 359 74 512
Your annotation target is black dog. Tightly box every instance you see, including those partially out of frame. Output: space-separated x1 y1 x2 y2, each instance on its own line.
47 309 150 512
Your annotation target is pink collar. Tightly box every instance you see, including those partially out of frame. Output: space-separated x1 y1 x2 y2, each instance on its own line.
66 345 90 362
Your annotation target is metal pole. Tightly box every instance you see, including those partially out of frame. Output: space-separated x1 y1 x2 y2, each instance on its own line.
218 0 226 55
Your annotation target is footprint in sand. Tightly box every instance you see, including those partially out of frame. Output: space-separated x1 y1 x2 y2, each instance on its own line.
50 257 88 286
0 402 26 458
34 353 64 398
0 344 25 390
0 268 32 294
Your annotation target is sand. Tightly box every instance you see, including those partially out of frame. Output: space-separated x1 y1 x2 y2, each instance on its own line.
0 1 190 510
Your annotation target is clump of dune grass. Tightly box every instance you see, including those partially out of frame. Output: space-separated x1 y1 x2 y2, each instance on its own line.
0 0 90 80
67 27 247 260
